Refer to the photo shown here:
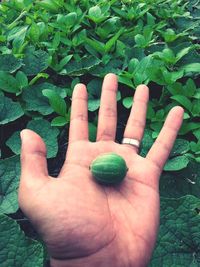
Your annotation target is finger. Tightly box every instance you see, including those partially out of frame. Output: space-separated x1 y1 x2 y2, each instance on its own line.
146 106 184 172
68 84 88 143
96 73 118 141
123 85 149 152
20 129 49 188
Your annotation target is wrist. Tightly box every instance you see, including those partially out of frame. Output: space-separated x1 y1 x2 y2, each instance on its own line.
49 248 126 267
50 256 119 267
50 257 91 267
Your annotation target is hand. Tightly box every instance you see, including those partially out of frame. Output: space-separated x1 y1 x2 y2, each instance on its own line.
18 73 184 267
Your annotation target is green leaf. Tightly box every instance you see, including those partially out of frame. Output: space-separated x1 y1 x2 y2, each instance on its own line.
12 26 28 53
162 48 176 64
22 83 66 115
28 22 40 43
60 56 101 76
51 116 68 127
64 12 77 28
52 31 61 49
96 17 120 39
170 95 192 111
88 6 107 23
89 122 97 142
162 68 184 84
146 12 156 26
166 82 182 95
88 6 102 19
133 55 153 85
72 29 86 47
128 58 139 73
176 46 195 62
0 71 20 94
148 68 166 85
0 213 44 267
6 131 21 155
181 63 200 74
179 122 200 135
87 78 102 98
135 34 146 48
169 139 190 158
105 28 124 52
122 97 133 109
0 54 23 73
154 109 165 121
161 28 178 42
29 73 49 86
84 37 105 55
37 0 60 12
0 95 24 124
88 98 100 112
193 129 200 140
118 74 134 88
53 55 73 72
22 47 50 76
140 129 154 157
146 103 155 120
42 89 67 117
164 155 189 171
27 119 59 158
160 161 200 198
191 99 200 117
190 140 200 154
0 156 20 214
150 195 200 267
7 26 27 42
184 78 196 97
16 71 28 90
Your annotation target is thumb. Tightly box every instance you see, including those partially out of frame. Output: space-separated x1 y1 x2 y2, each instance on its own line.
20 129 49 183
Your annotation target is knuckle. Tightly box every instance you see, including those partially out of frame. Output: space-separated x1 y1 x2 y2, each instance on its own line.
97 130 114 140
100 106 116 118
72 95 87 102
155 139 170 152
130 118 145 128
71 113 87 122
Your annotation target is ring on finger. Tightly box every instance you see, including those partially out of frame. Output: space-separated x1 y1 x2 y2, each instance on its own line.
121 137 140 149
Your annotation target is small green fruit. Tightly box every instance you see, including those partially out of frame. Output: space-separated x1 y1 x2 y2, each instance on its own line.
90 152 128 185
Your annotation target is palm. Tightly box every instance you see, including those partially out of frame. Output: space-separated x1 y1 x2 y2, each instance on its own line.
19 74 183 267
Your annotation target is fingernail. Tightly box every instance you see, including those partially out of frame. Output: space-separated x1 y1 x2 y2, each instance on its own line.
20 130 25 142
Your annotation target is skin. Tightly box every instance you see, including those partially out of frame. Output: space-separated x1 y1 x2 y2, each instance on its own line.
18 73 184 267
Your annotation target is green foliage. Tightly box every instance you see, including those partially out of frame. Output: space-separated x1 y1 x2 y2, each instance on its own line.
6 119 60 158
0 54 22 72
0 213 44 267
0 156 20 213
21 82 67 115
150 195 200 266
0 94 24 124
160 161 200 198
0 0 199 266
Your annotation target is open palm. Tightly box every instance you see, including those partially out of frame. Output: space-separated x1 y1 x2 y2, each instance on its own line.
18 74 184 267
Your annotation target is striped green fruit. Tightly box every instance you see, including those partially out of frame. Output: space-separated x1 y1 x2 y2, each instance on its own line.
90 152 128 185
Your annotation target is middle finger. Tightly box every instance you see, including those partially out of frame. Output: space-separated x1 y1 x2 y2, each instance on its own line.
96 73 118 142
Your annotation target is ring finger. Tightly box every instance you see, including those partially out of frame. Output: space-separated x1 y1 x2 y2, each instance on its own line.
123 84 149 153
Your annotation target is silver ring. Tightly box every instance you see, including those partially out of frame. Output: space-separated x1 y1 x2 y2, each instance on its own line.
121 138 140 148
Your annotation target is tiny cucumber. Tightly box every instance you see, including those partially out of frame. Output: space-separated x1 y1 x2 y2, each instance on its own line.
90 152 128 185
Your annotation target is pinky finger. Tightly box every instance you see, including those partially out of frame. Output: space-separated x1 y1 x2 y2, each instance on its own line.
146 106 184 173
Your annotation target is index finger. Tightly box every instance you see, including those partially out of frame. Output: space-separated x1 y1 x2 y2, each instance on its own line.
68 83 88 143
146 106 184 172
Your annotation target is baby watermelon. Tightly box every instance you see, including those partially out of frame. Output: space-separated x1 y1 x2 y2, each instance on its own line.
90 152 128 185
